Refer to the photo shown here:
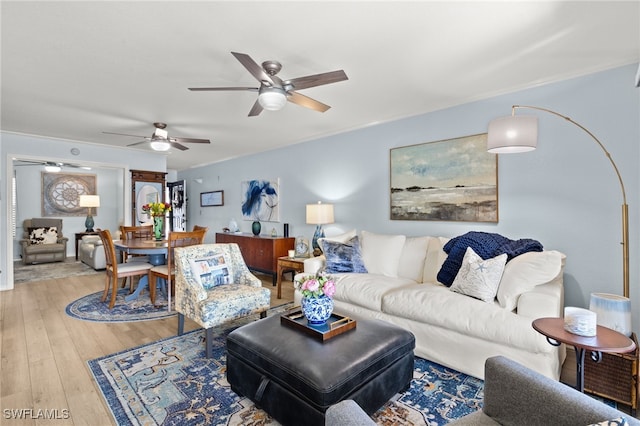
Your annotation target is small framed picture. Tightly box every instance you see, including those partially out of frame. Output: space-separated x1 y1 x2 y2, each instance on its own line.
200 190 224 207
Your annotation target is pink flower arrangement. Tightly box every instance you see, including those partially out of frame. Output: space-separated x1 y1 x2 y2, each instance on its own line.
294 273 336 298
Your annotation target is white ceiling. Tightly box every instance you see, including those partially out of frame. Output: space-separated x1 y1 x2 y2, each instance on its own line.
2 1 638 171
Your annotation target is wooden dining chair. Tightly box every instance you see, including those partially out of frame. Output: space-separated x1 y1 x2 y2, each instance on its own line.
98 229 154 309
119 225 153 261
192 224 209 234
148 229 207 309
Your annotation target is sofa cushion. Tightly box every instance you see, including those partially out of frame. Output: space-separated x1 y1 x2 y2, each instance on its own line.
423 237 449 284
497 250 564 311
324 236 367 274
360 231 406 277
450 247 507 303
332 273 416 312
28 227 58 244
189 254 233 289
381 283 552 352
397 236 430 282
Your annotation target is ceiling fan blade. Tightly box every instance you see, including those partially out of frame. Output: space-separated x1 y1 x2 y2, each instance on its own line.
126 140 150 147
231 51 274 85
286 70 348 91
287 91 330 113
172 137 211 144
188 86 258 92
170 142 189 151
248 99 264 117
103 131 148 139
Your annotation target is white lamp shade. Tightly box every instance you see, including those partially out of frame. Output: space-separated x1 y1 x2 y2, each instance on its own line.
589 292 632 337
79 194 100 208
487 115 538 153
258 88 287 111
306 202 335 225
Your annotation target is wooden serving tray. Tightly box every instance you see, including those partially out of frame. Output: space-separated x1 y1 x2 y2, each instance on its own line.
280 309 356 341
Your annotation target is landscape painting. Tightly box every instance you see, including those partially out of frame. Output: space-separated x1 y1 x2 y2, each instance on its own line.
390 133 498 222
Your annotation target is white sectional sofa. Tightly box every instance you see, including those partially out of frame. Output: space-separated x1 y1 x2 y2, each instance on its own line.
297 230 566 380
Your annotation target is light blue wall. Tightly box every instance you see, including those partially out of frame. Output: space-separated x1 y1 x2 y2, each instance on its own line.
0 132 167 290
179 64 640 330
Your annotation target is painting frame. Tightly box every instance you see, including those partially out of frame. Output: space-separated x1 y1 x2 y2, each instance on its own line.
241 178 280 222
390 133 498 222
200 190 224 207
41 172 97 217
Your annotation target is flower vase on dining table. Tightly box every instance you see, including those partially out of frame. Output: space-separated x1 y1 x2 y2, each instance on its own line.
153 216 164 241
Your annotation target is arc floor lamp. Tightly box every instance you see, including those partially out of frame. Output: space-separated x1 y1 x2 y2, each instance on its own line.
488 105 629 300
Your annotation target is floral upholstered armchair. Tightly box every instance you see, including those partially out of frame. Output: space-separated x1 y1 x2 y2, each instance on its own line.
174 243 271 357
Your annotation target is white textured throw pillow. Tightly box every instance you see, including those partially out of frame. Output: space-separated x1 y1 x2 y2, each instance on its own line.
360 230 406 277
450 247 507 303
497 250 564 311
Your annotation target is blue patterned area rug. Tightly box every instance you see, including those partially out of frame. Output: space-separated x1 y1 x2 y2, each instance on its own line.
88 314 483 425
66 288 176 322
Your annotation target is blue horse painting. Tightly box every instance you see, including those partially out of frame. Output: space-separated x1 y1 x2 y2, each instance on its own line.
241 179 280 221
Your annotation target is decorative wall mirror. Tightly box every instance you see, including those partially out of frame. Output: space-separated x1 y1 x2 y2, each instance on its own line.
131 170 167 226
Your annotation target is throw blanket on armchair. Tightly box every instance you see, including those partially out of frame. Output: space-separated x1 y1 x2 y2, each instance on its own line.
437 231 543 287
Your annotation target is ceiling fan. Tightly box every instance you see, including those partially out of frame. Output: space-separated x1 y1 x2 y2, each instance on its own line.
103 122 211 151
14 160 85 172
188 51 348 117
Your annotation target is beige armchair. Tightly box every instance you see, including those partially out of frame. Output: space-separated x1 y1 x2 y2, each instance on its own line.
20 218 69 265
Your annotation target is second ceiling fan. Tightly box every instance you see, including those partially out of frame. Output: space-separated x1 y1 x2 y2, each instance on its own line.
103 122 210 151
189 52 348 117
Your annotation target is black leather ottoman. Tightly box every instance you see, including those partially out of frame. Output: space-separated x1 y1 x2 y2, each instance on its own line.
226 313 415 426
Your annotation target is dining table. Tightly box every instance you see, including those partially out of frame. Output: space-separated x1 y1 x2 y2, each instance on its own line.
114 238 168 302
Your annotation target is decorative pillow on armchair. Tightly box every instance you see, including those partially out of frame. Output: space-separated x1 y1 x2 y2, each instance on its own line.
28 227 58 245
323 236 368 274
189 254 233 289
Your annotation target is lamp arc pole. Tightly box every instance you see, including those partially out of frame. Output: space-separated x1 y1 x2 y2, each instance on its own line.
510 105 630 298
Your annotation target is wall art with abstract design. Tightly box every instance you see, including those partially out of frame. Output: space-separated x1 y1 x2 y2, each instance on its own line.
241 179 280 222
390 133 498 222
41 172 97 217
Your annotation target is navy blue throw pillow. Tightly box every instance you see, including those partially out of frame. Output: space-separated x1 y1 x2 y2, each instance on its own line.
323 236 368 274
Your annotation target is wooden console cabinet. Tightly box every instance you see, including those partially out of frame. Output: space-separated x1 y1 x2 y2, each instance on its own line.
215 233 294 285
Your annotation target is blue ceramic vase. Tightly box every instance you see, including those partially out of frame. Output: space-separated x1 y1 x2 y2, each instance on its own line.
301 295 334 325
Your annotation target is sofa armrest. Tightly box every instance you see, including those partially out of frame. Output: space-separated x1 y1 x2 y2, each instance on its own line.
516 281 563 319
303 255 325 274
482 356 639 425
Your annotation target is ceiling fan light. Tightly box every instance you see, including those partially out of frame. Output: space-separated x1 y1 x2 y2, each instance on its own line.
258 88 287 111
44 165 61 173
150 140 171 151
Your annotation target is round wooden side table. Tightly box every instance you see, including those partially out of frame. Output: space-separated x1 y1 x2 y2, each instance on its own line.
532 317 636 392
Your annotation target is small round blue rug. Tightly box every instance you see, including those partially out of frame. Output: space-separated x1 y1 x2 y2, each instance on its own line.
65 288 176 322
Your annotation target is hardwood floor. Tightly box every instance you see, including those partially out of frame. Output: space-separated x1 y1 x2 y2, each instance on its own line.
0 270 295 425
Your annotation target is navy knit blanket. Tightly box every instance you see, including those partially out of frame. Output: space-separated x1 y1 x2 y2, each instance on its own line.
437 231 543 287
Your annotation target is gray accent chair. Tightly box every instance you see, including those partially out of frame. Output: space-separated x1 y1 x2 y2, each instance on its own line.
20 218 68 265
326 355 640 426
449 355 640 425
